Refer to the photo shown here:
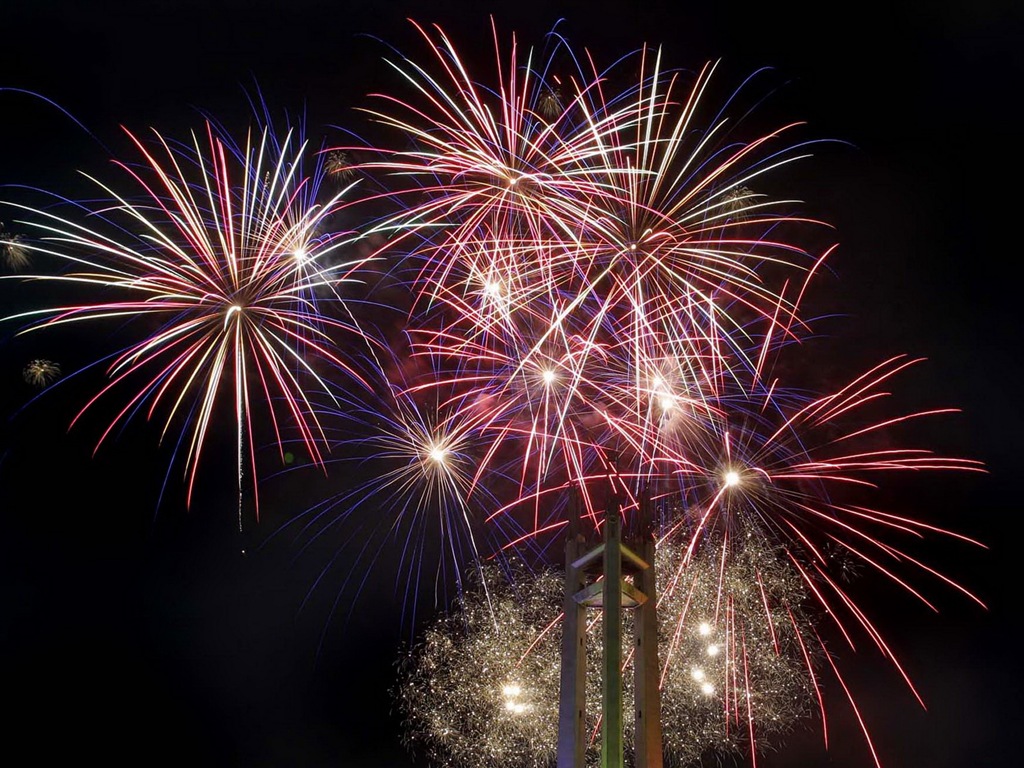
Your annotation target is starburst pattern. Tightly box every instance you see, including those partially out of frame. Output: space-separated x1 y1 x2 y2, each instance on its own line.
0 21 987 768
347 22 988 768
1 222 30 270
22 357 61 387
1 118 377 516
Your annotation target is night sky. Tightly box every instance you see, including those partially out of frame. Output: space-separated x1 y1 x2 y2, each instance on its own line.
1 2 1021 767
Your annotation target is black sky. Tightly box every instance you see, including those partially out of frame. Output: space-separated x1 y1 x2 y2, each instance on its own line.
1 2 1021 767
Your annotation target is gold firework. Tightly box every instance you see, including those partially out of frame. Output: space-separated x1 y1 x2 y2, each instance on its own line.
397 537 818 767
1 223 30 271
22 358 61 387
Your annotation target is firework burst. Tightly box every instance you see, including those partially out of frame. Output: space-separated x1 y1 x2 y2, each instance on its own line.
397 537 817 768
333 20 840 529
656 535 819 764
396 561 565 768
22 357 61 387
1 117 377 519
271 338 546 637
339 21 988 768
1 221 30 270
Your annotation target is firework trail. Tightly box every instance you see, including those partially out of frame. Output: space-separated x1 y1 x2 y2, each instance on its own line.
269 336 551 646
315 20 988 767
1 114 378 523
334 20 839 519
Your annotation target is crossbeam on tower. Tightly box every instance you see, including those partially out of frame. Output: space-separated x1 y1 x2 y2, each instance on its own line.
556 488 664 768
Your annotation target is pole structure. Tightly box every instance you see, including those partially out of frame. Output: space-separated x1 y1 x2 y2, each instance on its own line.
557 490 587 768
634 492 664 768
601 495 624 768
557 483 663 768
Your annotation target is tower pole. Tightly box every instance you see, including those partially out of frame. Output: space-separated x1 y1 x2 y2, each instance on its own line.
634 491 664 768
601 495 623 768
557 490 587 768
557 483 664 768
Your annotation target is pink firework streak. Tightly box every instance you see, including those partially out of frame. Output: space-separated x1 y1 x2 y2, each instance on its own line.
2 119 378 521
649 352 986 766
321 20 987 766
331 21 839 521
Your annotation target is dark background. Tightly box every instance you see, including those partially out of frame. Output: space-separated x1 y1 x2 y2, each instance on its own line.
1 2 1020 766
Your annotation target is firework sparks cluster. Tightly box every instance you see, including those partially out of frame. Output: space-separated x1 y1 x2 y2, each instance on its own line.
0 18 986 768
22 358 60 387
1 116 377 516
1 220 30 271
397 562 566 768
317 22 984 562
657 538 817 763
398 539 816 767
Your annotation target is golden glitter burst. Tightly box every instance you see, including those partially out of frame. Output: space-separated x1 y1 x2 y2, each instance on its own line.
397 538 819 767
22 358 61 387
1 223 30 271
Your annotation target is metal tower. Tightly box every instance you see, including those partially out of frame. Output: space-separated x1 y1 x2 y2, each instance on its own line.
556 487 663 768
